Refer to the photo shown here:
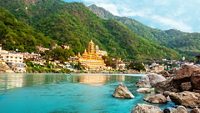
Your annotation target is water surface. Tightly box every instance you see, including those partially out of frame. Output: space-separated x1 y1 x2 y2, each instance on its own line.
0 74 173 113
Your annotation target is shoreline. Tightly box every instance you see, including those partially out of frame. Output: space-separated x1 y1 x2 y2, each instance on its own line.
0 72 145 76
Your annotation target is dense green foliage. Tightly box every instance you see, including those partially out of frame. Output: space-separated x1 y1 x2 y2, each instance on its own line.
89 5 200 57
44 47 74 62
128 62 146 72
0 0 180 60
0 8 52 52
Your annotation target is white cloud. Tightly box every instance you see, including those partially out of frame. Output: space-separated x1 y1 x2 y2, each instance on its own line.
151 15 192 32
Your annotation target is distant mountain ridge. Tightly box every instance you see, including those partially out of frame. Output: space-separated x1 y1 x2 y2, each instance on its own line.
89 4 200 56
0 0 179 60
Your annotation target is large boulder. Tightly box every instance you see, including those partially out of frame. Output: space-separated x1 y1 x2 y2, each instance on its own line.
113 83 134 99
148 73 166 86
174 64 200 80
132 104 162 113
155 65 200 92
136 75 151 88
155 78 179 93
168 91 200 108
137 73 166 88
144 94 167 104
191 70 200 90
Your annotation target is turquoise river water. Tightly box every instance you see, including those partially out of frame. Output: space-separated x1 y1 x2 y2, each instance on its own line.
0 74 174 113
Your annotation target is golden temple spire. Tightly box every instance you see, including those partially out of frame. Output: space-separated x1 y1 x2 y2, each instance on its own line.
88 40 95 53
84 49 87 54
78 52 81 57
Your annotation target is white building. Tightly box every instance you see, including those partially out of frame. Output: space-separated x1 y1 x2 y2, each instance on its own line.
0 45 26 73
0 53 23 63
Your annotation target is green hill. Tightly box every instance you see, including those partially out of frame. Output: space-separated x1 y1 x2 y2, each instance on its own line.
0 0 180 60
89 4 200 56
0 8 51 52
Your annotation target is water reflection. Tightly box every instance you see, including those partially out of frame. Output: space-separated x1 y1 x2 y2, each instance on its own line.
77 74 125 86
0 73 131 92
0 73 67 92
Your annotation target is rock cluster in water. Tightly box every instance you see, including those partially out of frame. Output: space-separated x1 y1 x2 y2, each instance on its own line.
113 83 134 99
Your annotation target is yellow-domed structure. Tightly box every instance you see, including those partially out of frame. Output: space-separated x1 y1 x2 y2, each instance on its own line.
78 40 106 70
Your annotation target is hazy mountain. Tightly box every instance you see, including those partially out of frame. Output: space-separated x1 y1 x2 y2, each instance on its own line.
89 4 200 56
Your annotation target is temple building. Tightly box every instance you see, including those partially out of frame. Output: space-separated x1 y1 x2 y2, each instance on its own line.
78 40 106 70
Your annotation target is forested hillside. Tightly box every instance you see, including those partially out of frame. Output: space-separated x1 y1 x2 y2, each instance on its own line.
0 8 52 52
0 0 180 60
89 4 200 56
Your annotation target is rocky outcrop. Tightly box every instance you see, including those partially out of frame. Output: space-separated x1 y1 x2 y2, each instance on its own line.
155 78 179 93
148 73 166 86
155 64 200 92
132 104 162 113
137 73 166 88
164 106 188 113
174 65 200 79
113 83 134 99
137 88 154 93
168 91 200 108
144 94 167 104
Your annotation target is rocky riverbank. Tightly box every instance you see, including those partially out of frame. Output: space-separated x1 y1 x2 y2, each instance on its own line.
129 64 200 113
113 65 200 113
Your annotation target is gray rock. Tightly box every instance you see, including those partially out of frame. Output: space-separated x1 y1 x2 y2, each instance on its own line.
132 104 162 113
137 73 166 88
147 73 166 86
136 75 151 88
113 83 134 99
144 94 167 104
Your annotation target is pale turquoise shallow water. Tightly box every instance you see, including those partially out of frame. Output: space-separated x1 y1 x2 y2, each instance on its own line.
0 74 174 113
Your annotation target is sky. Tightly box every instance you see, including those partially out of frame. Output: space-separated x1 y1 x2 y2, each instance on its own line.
64 0 200 32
